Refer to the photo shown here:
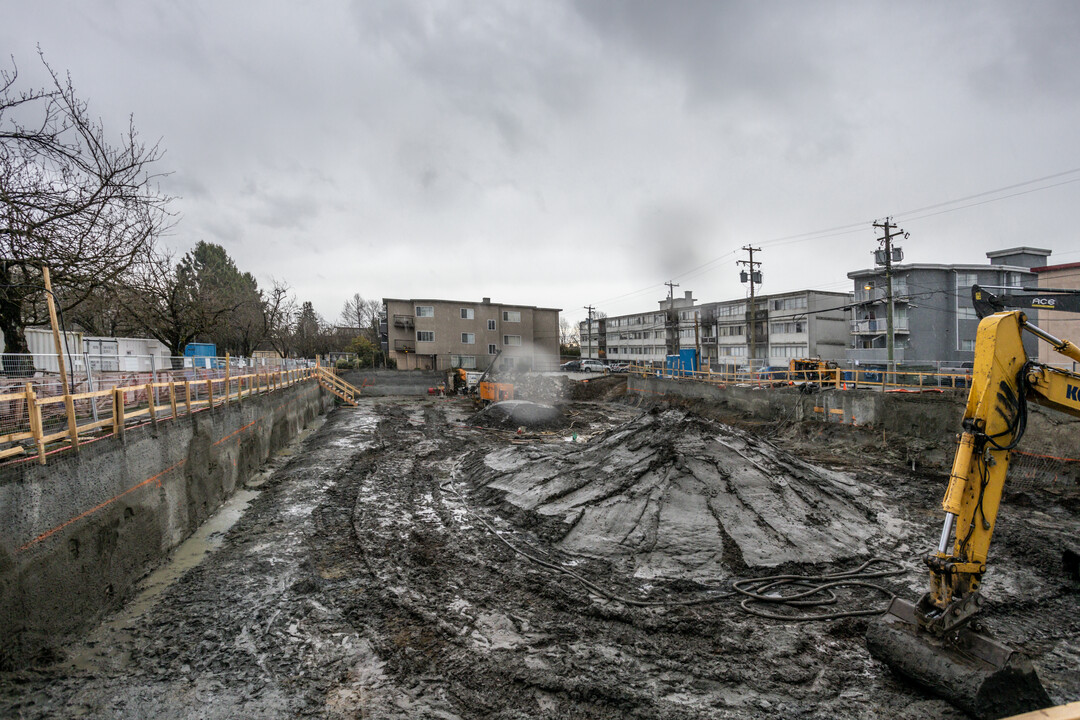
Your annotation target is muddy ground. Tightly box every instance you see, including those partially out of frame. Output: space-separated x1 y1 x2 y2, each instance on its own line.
1 390 1078 719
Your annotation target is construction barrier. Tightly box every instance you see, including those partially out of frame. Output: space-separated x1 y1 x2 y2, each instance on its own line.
0 363 319 466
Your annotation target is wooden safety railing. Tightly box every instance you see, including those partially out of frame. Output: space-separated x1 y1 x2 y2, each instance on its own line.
0 366 318 466
625 363 975 392
315 367 361 406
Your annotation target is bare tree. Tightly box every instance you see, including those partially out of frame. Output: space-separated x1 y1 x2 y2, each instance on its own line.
0 51 172 357
559 317 579 348
124 249 233 360
262 279 295 358
339 293 382 344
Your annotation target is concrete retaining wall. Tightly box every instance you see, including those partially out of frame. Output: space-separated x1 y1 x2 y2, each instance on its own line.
627 375 1078 461
0 379 332 669
341 369 445 396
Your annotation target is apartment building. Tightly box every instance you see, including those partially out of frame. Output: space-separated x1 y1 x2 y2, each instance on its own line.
383 297 560 371
698 290 851 370
847 247 1049 364
581 289 849 369
1033 260 1080 369
580 291 698 364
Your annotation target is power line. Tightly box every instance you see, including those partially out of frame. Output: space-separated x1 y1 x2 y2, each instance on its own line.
618 167 1080 300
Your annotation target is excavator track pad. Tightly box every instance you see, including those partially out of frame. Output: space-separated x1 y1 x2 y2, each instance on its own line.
866 598 1051 719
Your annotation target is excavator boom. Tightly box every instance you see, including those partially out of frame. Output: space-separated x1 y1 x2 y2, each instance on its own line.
868 286 1080 718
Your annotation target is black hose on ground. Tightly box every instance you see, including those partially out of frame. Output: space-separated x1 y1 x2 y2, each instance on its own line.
732 558 905 621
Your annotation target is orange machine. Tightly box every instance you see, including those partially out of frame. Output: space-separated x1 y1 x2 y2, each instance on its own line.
478 380 514 403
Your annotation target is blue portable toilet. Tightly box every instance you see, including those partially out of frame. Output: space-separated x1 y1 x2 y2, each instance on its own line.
679 348 698 375
665 354 681 377
184 342 217 369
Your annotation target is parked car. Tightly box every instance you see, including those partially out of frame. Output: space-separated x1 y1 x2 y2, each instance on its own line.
609 363 630 373
560 360 582 371
579 359 608 373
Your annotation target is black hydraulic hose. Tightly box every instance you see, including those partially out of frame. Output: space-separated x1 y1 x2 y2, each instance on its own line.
732 558 905 621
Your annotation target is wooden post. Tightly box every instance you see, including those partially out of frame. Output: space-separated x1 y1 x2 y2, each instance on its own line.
113 387 126 440
207 378 215 409
184 380 192 415
146 382 157 429
43 266 79 451
168 382 178 419
26 383 46 464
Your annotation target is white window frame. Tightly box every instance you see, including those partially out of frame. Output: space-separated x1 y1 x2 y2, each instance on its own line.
503 335 522 346
487 319 497 331
451 355 477 369
488 344 498 354
460 308 474 320
416 330 434 342
415 305 434 318
461 332 475 344
502 310 521 322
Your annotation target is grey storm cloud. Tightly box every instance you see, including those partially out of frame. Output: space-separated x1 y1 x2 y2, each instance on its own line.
3 0 1080 327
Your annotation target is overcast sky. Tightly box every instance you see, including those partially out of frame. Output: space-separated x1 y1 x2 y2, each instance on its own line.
5 1 1080 328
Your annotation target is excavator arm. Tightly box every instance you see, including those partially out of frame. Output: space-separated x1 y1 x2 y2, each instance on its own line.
868 284 1080 719
917 310 1080 635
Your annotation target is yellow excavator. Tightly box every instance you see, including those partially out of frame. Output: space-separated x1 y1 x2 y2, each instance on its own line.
867 284 1080 719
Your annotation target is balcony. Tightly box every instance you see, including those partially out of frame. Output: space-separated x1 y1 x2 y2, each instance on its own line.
393 339 415 353
393 314 415 329
851 318 909 334
701 336 717 344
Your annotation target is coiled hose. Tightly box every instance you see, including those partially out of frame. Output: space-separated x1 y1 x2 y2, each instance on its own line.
732 558 905 621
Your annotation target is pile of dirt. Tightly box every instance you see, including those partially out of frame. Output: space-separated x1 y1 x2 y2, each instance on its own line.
464 407 880 580
568 373 626 401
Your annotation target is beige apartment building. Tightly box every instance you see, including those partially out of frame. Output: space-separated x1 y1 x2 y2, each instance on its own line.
383 297 561 371
1033 261 1080 370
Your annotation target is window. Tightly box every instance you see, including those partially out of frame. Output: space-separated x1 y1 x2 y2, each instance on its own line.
415 306 434 318
460 308 474 320
487 319 496 331
416 331 434 342
956 272 979 288
771 296 807 311
503 335 522 346
770 321 806 335
461 332 475 344
957 306 978 320
772 345 809 358
960 339 976 352
451 355 476 369
488 344 498 354
502 310 521 322
717 303 745 317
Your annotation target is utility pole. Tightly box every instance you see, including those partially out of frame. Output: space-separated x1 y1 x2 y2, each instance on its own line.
737 246 762 380
872 218 907 377
583 305 594 361
664 281 680 357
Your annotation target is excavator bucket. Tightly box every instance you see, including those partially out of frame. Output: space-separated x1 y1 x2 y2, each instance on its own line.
867 598 1051 720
